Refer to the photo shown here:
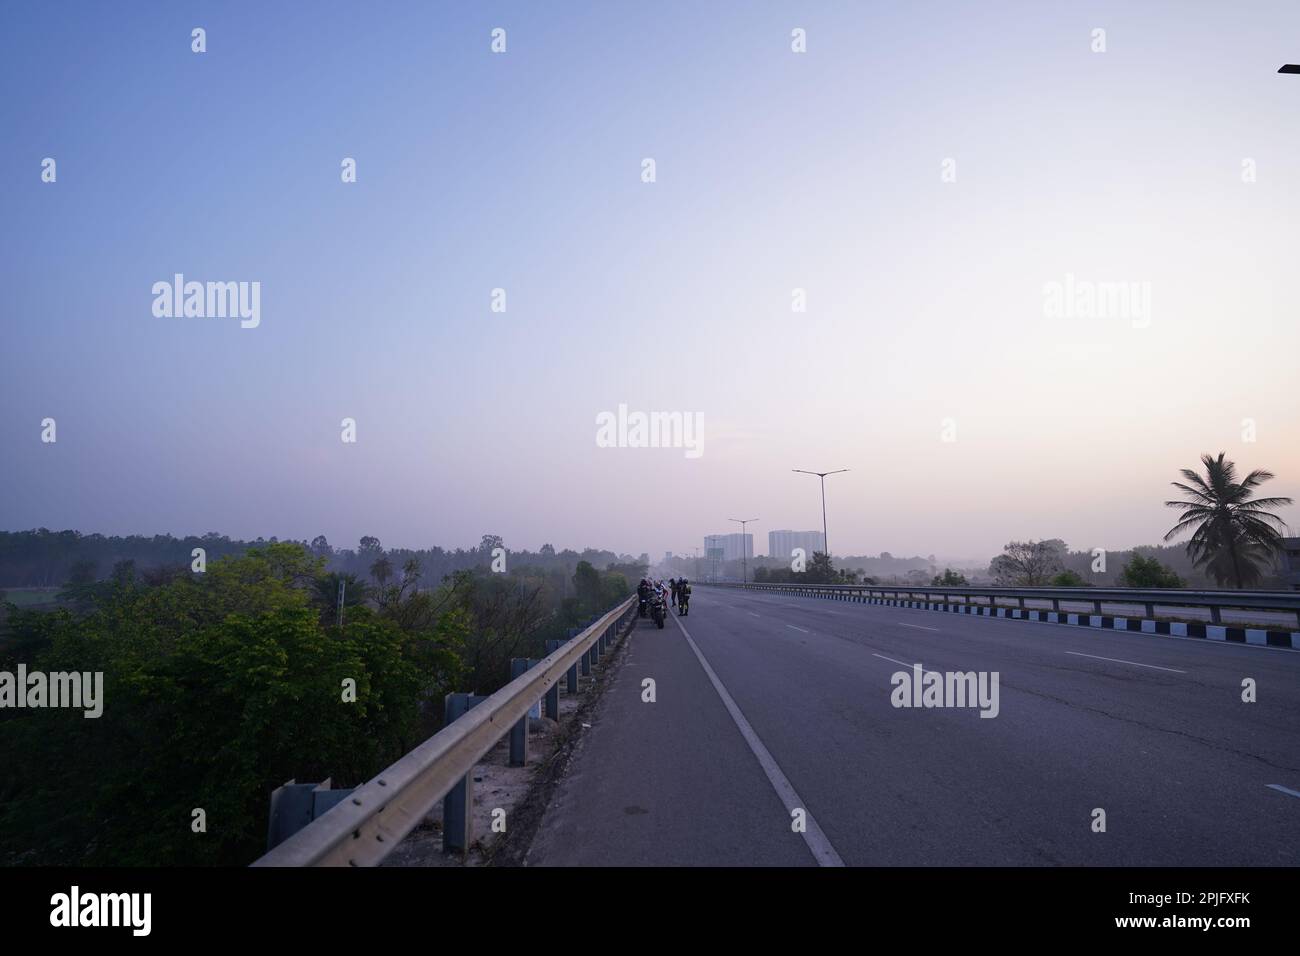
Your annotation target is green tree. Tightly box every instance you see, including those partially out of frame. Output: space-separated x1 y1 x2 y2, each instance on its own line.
804 551 834 583
989 541 1063 585
1164 453 1292 588
572 560 604 613
310 571 372 624
0 544 431 866
65 559 98 586
1116 554 1184 589
931 568 968 586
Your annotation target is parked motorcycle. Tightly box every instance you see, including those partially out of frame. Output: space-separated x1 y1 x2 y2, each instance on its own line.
678 590 690 616
651 594 666 628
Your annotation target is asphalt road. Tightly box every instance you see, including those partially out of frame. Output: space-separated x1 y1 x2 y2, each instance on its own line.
526 586 1300 866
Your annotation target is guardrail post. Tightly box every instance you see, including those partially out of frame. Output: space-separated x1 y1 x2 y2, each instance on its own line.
543 640 562 719
1093 600 1102 616
509 658 530 766
1210 605 1222 625
442 693 482 853
562 628 582 689
1145 602 1155 619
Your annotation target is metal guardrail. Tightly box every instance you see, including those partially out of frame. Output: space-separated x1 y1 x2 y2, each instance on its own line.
252 594 637 867
708 582 1300 627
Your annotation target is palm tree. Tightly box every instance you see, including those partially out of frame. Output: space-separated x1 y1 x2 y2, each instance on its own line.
1164 453 1292 588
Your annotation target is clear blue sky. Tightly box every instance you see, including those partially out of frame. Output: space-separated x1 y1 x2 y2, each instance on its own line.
2 1 1298 560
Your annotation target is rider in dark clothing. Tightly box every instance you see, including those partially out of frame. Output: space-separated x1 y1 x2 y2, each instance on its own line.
669 578 679 607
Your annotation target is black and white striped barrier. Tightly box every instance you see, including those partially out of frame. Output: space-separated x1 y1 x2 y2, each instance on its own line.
725 585 1300 649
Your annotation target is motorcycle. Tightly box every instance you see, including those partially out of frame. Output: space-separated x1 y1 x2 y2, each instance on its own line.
678 589 690 616
638 589 650 618
651 593 666 629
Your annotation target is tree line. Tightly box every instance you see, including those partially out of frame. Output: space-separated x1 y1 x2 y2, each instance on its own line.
0 542 637 866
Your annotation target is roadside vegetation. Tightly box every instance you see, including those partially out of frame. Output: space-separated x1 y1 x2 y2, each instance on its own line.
0 540 634 866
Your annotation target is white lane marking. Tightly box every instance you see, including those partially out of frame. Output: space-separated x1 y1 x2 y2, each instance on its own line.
670 612 845 867
872 653 916 668
786 625 810 634
1266 784 1300 799
748 612 761 618
1065 651 1186 674
897 622 939 632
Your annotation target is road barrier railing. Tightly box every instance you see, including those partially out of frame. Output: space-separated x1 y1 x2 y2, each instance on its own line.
253 594 637 867
707 581 1300 630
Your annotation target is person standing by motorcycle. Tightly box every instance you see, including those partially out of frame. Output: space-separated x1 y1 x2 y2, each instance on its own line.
669 577 679 607
649 581 668 628
677 578 691 615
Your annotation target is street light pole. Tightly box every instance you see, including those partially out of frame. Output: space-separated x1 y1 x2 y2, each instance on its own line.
728 517 758 583
792 468 849 560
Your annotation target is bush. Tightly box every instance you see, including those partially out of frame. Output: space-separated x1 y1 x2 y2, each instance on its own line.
1117 554 1184 589
1049 570 1088 587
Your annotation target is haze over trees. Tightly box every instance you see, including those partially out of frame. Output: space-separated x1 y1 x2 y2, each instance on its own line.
0 529 637 593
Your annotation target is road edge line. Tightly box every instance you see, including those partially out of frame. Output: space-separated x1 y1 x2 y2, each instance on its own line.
669 610 846 867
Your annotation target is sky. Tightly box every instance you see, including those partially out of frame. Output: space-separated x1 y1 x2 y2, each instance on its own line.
2 1 1298 563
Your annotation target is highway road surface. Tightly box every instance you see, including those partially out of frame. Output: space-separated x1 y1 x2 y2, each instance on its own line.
526 585 1300 866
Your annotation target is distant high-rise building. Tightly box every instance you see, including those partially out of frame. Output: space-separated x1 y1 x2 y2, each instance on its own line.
703 533 752 562
768 529 825 561
665 551 673 562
